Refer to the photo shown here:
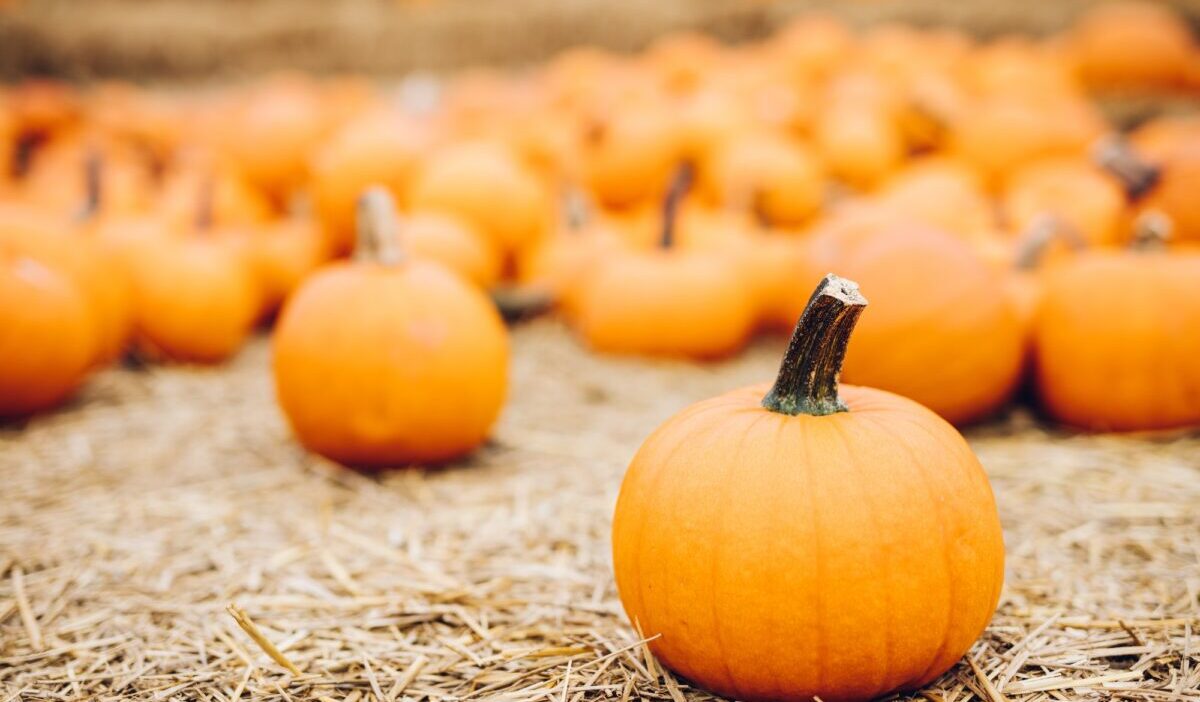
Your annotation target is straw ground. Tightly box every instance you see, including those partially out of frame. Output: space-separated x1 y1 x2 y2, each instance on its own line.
1 320 1198 701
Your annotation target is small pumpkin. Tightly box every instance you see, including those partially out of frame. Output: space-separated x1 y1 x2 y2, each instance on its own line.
613 274 1005 702
273 187 509 467
699 130 825 227
813 100 904 190
578 103 682 209
0 245 96 418
1070 1 1194 91
806 222 1025 425
574 166 755 358
310 111 429 254
0 202 133 366
403 210 502 289
1004 157 1128 249
121 220 261 364
1033 224 1200 431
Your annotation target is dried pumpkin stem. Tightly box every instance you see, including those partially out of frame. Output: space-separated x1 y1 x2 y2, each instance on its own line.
195 175 215 231
1013 212 1085 271
1131 210 1172 251
762 274 868 416
1093 135 1159 201
660 162 693 249
77 149 103 223
355 186 404 266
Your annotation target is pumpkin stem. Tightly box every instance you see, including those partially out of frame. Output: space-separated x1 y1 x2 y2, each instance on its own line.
660 162 693 249
77 149 103 223
355 186 404 266
1093 135 1159 201
1013 213 1085 271
1131 210 1172 251
195 176 215 231
762 274 868 416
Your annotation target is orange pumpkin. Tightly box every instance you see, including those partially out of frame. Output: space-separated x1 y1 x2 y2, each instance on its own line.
0 245 96 418
1004 158 1128 248
613 274 1005 702
273 188 509 467
409 141 549 257
517 214 628 318
699 131 825 227
0 203 133 366
402 211 502 289
574 168 754 358
310 111 430 254
1033 234 1200 431
226 218 330 316
122 227 260 363
1136 142 1200 243
578 103 682 209
814 102 904 190
1070 1 1194 90
806 223 1024 424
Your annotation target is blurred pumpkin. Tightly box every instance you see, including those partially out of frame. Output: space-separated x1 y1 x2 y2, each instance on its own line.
0 203 133 366
613 274 1004 702
814 101 904 190
403 210 502 288
311 111 430 254
1034 231 1200 431
1004 158 1128 249
122 226 260 363
409 141 549 257
699 130 825 227
806 222 1024 424
0 245 96 418
578 102 682 209
273 188 509 467
1070 1 1194 90
575 167 754 357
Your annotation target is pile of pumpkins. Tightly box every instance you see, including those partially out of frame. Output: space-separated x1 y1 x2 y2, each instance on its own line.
3 0 1200 445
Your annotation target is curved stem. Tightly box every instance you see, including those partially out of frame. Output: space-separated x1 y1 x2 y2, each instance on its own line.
660 162 693 249
76 149 102 223
1131 210 1172 251
195 176 215 231
1013 212 1085 271
355 186 404 266
1093 135 1159 201
762 274 868 416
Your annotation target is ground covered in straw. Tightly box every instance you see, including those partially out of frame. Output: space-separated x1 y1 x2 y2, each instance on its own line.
2 320 1198 701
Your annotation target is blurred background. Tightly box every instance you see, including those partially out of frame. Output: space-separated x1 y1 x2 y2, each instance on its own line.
5 0 1200 80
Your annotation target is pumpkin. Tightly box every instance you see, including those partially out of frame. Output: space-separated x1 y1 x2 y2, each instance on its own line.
517 215 628 319
409 141 549 257
699 130 825 227
578 102 682 209
122 225 260 363
310 111 430 254
273 187 509 467
403 211 502 289
806 222 1024 424
1033 230 1200 431
217 76 330 200
813 101 904 190
574 166 755 358
612 274 1005 702
1135 142 1200 243
875 158 995 240
1070 1 1194 90
950 95 1104 188
1003 158 1128 249
0 245 96 418
0 203 133 366
228 218 330 316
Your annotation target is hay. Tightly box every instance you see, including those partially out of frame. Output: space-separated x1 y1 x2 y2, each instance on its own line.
1 320 1198 701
